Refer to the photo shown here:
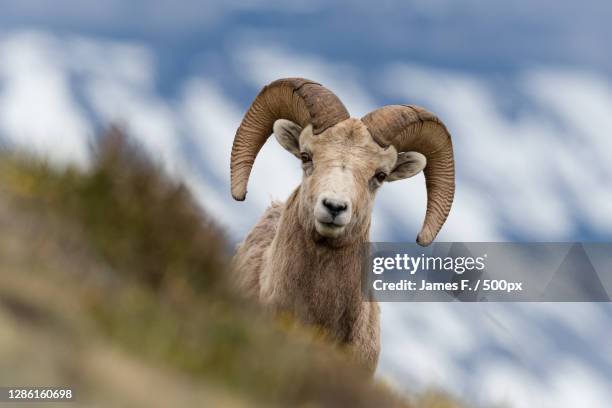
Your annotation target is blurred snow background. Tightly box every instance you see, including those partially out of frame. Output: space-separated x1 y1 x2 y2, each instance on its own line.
1 2 612 406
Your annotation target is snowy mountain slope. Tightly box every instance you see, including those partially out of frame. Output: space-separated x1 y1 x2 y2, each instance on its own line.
1 27 612 408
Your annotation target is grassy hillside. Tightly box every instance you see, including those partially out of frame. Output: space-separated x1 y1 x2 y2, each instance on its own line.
0 129 465 407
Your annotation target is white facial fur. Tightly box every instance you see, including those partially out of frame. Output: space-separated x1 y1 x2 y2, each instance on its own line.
274 118 426 243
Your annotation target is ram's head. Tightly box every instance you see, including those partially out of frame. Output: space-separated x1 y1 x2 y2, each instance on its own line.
231 78 455 246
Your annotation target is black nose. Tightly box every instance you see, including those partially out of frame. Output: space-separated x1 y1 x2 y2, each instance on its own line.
322 198 348 217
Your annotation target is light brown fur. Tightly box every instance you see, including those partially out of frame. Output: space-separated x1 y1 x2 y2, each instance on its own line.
234 191 381 372
233 118 426 374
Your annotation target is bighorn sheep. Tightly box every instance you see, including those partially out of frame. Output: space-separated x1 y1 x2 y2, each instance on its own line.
231 78 455 373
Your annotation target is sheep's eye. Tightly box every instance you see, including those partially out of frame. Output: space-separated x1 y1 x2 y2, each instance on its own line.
300 152 312 163
374 172 387 183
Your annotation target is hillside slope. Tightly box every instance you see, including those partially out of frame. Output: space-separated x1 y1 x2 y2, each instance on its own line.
0 130 463 408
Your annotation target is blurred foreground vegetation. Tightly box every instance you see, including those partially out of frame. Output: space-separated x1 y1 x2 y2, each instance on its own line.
0 129 465 407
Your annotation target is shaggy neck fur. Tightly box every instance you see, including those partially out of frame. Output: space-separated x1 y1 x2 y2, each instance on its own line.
261 187 370 342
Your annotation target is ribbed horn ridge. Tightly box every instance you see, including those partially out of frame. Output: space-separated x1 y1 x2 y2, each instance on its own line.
362 105 455 246
231 78 349 201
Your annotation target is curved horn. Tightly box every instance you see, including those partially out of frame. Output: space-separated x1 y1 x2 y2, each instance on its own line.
231 78 349 200
362 105 455 246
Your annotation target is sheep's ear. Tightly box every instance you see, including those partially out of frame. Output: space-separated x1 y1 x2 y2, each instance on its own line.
387 152 427 182
273 119 303 158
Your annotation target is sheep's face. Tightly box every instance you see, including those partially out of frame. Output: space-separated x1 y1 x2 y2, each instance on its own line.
274 118 426 245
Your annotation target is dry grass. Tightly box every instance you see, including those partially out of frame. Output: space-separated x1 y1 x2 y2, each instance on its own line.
0 128 468 408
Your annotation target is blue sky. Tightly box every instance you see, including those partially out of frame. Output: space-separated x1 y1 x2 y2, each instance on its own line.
2 1 611 71
1 2 612 406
